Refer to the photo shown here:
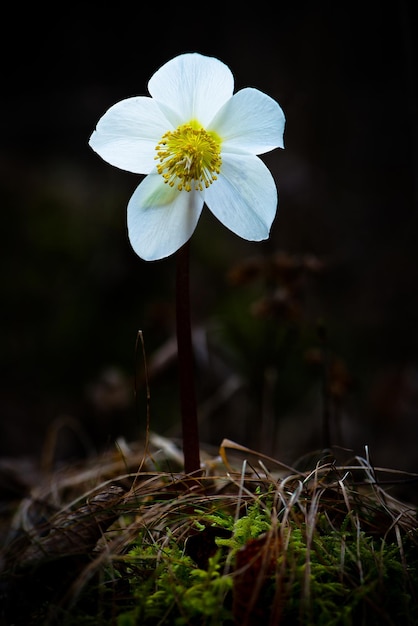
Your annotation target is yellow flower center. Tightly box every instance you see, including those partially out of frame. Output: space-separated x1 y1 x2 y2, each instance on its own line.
155 121 222 192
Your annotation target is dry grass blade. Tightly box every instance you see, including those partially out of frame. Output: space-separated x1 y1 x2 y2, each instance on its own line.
0 438 417 625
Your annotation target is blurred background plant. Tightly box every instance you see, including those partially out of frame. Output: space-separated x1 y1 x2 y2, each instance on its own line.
1 2 417 500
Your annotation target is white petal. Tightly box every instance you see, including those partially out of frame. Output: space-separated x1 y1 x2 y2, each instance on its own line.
127 172 204 261
89 97 172 173
210 88 285 155
148 53 234 127
203 153 278 240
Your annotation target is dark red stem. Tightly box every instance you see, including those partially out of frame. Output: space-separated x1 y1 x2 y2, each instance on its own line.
176 241 201 474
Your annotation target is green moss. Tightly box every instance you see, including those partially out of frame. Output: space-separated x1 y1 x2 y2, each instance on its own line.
117 537 233 625
6 461 416 625
113 496 418 626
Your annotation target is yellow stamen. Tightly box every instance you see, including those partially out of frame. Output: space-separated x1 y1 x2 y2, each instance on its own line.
155 122 222 192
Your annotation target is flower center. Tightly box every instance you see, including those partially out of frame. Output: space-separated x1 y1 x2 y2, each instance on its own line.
155 122 222 192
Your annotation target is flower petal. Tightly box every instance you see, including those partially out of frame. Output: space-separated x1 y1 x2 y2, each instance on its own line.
89 97 172 174
148 53 234 127
203 153 278 241
127 173 204 261
210 88 285 155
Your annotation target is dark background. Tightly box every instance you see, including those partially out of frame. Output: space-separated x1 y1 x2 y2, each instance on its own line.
1 3 417 485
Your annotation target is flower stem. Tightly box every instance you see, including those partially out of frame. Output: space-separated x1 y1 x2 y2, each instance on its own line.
176 241 201 474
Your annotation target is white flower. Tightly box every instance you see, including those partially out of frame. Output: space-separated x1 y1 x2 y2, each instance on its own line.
89 53 285 261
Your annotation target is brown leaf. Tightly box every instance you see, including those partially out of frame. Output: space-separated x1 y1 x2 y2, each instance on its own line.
233 533 280 626
18 484 125 569
185 525 232 569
